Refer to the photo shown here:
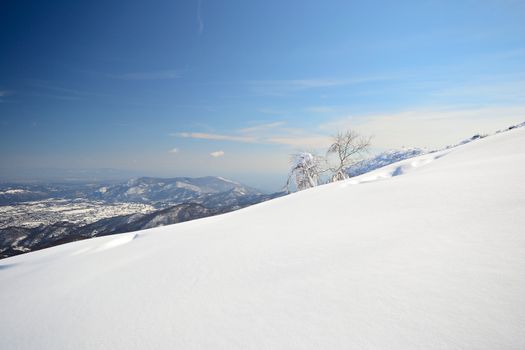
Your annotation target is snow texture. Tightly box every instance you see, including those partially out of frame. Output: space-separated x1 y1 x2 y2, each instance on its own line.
0 189 31 195
1 128 525 349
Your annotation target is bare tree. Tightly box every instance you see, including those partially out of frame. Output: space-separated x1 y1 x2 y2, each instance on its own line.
283 130 371 192
285 152 323 192
327 130 371 182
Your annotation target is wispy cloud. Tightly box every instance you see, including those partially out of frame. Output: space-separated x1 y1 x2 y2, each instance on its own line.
197 0 204 34
210 150 224 157
0 90 11 102
173 121 331 149
238 121 285 133
182 130 330 149
24 80 106 100
174 104 525 152
257 108 288 115
305 106 336 113
168 148 179 154
111 70 182 80
265 135 331 148
175 132 257 143
248 76 395 96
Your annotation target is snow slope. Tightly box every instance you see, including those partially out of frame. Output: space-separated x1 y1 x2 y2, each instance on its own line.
346 147 425 177
1 128 525 349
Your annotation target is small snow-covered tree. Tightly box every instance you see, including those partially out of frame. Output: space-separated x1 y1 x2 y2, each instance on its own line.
286 152 322 192
327 130 371 182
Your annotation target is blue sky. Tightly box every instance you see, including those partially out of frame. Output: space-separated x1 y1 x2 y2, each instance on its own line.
1 0 524 191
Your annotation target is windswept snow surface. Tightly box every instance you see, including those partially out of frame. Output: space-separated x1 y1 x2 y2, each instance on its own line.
1 128 525 349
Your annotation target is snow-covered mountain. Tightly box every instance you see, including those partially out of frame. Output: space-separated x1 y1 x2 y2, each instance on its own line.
94 176 262 205
1 127 524 349
0 192 284 259
0 176 262 207
0 182 102 205
0 176 281 258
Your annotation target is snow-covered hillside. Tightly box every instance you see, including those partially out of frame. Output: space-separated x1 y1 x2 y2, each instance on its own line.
1 127 525 349
346 147 425 177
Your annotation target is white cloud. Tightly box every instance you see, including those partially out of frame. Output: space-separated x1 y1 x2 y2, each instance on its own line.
210 150 225 158
168 148 179 154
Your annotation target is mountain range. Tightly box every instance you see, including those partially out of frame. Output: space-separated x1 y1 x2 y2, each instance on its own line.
0 176 285 258
0 176 263 206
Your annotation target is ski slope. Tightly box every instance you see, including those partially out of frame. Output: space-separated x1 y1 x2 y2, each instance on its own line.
1 127 525 349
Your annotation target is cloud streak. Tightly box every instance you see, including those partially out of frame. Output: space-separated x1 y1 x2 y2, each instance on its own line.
111 70 182 80
210 150 224 157
0 90 10 103
176 132 257 143
265 135 331 148
174 121 331 149
197 0 204 34
237 121 285 133
24 80 108 100
173 105 525 152
248 76 396 96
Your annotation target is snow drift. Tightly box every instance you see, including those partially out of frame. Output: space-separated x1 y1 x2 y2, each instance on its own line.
1 127 525 349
